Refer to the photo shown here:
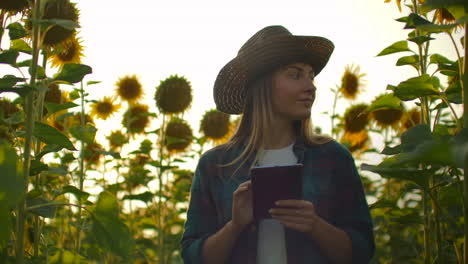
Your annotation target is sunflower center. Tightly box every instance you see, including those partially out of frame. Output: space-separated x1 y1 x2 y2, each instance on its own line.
97 102 113 114
58 42 77 62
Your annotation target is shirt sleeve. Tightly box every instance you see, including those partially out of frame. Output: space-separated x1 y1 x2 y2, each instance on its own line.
333 146 375 264
180 157 218 264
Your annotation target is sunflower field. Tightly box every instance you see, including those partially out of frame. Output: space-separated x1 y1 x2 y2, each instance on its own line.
0 0 467 263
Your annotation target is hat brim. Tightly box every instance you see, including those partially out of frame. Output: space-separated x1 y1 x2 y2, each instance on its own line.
214 35 334 114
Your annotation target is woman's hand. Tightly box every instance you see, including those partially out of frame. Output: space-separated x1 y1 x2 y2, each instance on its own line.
231 180 254 230
269 200 319 235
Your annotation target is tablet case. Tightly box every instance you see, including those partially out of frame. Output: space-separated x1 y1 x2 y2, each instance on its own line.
250 164 303 220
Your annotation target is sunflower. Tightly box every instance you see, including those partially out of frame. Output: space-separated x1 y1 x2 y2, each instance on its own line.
372 108 404 129
384 0 403 11
0 0 29 13
155 75 192 114
435 8 456 24
341 130 369 154
200 109 231 142
165 117 193 152
116 75 144 104
107 130 129 149
45 83 62 104
340 64 366 100
343 104 369 133
122 104 150 134
90 96 120 120
41 0 80 47
0 98 20 119
400 108 421 131
49 35 84 68
84 142 103 166
130 154 150 168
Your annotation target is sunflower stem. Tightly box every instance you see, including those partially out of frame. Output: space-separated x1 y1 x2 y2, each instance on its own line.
462 22 468 264
0 10 5 49
330 87 340 139
75 80 86 253
158 114 167 264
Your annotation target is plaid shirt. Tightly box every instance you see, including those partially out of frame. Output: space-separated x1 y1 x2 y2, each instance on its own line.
181 139 375 264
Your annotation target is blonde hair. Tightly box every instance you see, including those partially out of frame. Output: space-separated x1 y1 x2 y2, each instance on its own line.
221 70 332 175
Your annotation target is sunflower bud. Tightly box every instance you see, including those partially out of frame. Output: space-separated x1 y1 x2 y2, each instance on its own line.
107 130 129 149
165 117 192 152
343 104 369 133
116 75 144 104
155 75 192 114
122 104 150 134
200 109 230 140
0 0 30 13
42 0 80 46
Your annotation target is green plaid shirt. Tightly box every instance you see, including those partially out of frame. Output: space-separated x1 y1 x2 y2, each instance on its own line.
181 139 375 264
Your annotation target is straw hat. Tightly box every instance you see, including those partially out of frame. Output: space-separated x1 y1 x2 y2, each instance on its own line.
214 25 334 115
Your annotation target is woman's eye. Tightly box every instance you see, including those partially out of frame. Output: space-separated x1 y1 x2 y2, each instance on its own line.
289 71 300 79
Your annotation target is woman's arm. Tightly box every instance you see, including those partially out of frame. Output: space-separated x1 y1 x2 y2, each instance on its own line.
270 200 352 264
202 180 254 264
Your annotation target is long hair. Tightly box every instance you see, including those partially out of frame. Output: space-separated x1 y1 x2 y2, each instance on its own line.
221 70 332 175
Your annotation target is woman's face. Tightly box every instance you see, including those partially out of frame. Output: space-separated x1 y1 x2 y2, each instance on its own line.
270 62 316 122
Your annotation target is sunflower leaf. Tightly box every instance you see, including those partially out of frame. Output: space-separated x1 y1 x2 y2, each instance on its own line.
26 197 57 218
0 50 19 66
367 94 402 112
56 185 90 204
417 23 458 33
36 19 80 30
7 22 27 40
10 39 32 54
44 102 79 115
33 122 76 151
394 74 440 101
404 13 432 29
396 55 419 67
408 35 434 45
54 63 92 84
0 75 25 89
69 125 97 144
0 141 25 209
123 191 154 203
377 41 412 56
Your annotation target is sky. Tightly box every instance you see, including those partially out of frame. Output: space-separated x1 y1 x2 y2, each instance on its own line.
0 0 461 164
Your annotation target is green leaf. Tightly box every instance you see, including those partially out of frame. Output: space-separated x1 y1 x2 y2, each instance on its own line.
453 128 468 168
377 41 412 56
44 102 79 115
401 124 432 152
396 55 419 67
421 0 468 10
381 144 402 155
91 214 134 260
361 162 430 190
123 191 154 203
0 75 25 89
408 35 434 45
58 185 90 203
7 22 27 40
430 54 454 65
36 144 64 160
94 191 119 219
11 39 32 54
367 93 402 112
394 74 440 101
37 18 80 30
95 149 121 159
0 207 12 250
69 125 97 144
30 160 48 176
27 197 57 218
404 13 432 29
33 122 76 151
86 81 101 85
417 23 458 33
15 59 32 68
54 64 92 83
0 50 19 65
49 250 87 264
446 79 462 104
0 141 25 209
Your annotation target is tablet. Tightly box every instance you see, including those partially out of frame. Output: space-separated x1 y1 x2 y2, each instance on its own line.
250 163 303 220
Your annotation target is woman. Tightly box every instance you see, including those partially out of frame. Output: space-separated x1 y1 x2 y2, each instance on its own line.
181 25 375 264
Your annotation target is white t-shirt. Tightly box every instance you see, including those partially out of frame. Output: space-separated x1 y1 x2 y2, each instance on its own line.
255 143 298 264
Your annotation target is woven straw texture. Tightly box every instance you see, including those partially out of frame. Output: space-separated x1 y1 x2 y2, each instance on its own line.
214 25 334 115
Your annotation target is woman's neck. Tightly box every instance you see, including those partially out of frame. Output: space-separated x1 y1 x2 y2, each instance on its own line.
263 119 295 149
